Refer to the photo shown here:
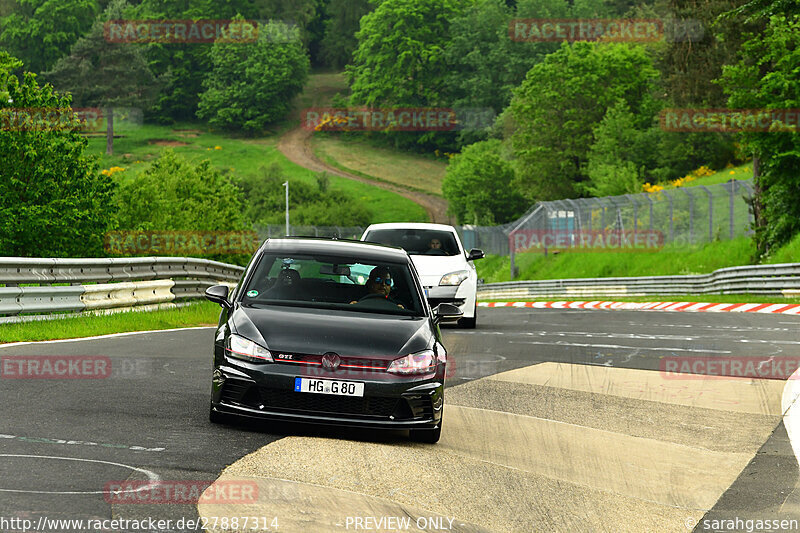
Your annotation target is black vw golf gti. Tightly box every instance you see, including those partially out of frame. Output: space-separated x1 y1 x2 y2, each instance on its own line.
204 238 462 443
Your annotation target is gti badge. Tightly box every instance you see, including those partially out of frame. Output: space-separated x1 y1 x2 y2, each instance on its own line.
321 352 341 371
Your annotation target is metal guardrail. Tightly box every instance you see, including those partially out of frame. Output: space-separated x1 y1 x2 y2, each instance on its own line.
477 263 800 300
0 257 244 319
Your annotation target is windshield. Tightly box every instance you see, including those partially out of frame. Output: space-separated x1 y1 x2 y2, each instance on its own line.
364 229 461 256
240 252 425 316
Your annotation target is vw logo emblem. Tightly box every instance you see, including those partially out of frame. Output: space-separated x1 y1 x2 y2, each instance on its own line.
321 352 341 371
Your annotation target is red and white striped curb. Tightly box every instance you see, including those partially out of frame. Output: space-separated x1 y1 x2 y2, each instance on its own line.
478 301 800 315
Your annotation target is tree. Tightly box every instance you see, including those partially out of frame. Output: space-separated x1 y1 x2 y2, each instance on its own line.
0 0 98 73
346 0 466 108
582 101 646 197
345 0 470 150
318 0 371 68
507 42 659 201
0 69 115 257
115 150 245 232
660 0 756 107
132 0 321 122
0 50 21 103
718 14 800 256
197 20 309 133
237 164 372 227
442 139 528 225
44 0 159 155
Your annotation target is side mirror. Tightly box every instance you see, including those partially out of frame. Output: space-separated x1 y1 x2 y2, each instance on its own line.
467 248 485 261
432 303 463 323
205 284 231 309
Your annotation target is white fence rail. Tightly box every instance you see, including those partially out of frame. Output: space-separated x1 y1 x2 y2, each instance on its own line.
477 263 800 300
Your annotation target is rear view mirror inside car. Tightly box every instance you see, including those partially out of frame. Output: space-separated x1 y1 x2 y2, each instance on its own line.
319 264 351 276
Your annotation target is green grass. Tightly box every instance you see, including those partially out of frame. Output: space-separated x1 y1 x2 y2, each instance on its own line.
312 135 448 196
477 237 757 283
86 122 427 224
685 163 753 187
765 232 800 264
0 301 222 343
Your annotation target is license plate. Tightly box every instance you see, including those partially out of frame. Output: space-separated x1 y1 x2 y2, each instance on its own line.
294 377 364 397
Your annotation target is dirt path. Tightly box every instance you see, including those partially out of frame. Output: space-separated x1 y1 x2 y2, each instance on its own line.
277 125 451 223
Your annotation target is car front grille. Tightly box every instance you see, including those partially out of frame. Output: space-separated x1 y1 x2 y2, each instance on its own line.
427 298 465 308
220 379 251 404
258 387 399 417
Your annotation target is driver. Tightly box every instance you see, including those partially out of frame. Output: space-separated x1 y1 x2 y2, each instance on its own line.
350 266 404 308
424 237 447 255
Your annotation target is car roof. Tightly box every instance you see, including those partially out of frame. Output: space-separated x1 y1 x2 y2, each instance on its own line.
260 237 409 263
363 223 458 233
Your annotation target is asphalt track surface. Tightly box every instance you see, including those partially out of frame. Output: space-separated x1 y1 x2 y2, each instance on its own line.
1 308 799 532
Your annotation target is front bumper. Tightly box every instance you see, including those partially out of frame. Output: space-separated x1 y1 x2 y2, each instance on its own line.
211 362 444 430
424 285 475 318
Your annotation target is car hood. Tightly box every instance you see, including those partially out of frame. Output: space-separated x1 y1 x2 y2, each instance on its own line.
230 304 432 359
408 254 469 285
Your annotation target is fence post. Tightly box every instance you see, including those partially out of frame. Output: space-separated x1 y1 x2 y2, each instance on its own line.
699 185 713 241
626 194 639 236
663 190 674 243
680 188 695 244
728 179 736 239
739 180 755 234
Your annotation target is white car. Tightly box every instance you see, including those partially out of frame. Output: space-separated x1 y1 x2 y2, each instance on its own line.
360 223 484 328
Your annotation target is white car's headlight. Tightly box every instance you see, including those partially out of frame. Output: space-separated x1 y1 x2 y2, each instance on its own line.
226 334 273 363
387 349 436 375
439 270 469 286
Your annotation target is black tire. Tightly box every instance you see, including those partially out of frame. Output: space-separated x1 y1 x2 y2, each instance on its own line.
458 303 477 329
410 424 442 444
209 403 232 425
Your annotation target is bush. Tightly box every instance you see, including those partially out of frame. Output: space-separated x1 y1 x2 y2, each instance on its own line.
442 139 527 225
115 150 245 231
197 20 310 133
0 69 115 257
237 165 372 227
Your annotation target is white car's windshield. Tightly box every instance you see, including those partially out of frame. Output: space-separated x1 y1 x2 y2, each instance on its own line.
364 229 461 256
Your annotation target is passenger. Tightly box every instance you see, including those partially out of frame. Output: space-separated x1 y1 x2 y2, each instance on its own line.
265 268 301 299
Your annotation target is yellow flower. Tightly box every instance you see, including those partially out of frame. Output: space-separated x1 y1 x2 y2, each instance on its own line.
214 146 222 150
729 170 735 174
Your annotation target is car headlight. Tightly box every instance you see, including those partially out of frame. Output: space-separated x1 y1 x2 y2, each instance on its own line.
439 270 469 286
387 349 437 375
225 334 273 363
